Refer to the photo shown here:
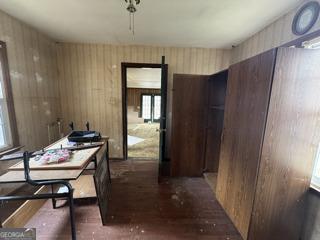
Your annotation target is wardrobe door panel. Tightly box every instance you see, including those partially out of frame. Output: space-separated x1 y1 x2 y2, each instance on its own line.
249 48 320 240
171 74 209 177
216 49 276 239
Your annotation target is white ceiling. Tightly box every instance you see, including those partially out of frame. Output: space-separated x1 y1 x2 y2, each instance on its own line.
0 0 302 48
127 68 161 89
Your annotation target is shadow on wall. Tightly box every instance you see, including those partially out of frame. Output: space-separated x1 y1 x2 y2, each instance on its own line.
302 190 320 240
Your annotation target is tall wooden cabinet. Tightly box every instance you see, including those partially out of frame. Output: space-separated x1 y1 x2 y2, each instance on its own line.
170 71 228 177
216 47 320 240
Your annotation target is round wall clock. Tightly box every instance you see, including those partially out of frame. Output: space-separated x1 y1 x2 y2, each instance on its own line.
292 1 320 36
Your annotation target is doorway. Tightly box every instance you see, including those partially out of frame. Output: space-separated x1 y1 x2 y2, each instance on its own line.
122 63 166 160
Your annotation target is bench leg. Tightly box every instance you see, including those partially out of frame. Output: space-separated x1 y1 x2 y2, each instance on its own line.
93 156 97 169
68 191 76 240
51 184 57 209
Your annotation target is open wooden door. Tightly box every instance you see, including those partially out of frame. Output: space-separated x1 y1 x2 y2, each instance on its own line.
158 56 169 177
170 74 209 177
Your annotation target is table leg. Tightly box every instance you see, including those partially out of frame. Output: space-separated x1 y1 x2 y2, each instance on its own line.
93 156 97 169
68 189 76 240
51 184 57 209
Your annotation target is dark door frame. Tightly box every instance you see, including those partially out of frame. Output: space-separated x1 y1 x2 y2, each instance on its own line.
121 62 167 160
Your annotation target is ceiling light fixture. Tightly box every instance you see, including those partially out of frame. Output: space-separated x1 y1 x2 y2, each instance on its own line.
125 0 140 35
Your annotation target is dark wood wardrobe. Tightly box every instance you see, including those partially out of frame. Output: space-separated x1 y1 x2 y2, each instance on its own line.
216 47 320 240
170 71 228 177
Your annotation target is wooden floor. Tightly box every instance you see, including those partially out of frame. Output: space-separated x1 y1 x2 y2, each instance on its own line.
25 160 241 240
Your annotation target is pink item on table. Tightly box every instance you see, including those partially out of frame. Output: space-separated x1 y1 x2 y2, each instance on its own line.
35 149 72 165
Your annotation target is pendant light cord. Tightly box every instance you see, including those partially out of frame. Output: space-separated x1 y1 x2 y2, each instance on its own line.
125 0 139 36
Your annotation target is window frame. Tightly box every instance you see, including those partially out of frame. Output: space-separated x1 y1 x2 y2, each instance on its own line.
141 94 152 121
153 94 161 121
140 93 161 123
0 41 19 152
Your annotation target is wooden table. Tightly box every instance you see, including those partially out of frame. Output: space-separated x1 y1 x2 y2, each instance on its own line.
0 137 107 187
9 137 103 171
0 136 111 239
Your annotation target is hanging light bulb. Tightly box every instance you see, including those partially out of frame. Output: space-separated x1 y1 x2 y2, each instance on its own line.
125 0 140 35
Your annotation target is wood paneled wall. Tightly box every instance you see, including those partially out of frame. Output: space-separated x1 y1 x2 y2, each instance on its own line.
57 43 231 158
127 88 160 110
231 0 320 63
0 10 60 194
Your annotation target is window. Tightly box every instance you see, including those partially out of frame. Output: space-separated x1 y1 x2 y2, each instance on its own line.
141 94 161 122
153 95 161 120
141 95 152 120
0 41 18 151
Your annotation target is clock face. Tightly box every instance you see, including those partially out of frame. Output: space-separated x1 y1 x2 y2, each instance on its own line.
292 1 320 36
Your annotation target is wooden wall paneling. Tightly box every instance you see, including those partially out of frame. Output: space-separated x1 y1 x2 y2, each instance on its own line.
97 44 104 132
70 44 80 129
93 44 99 129
216 49 277 239
103 44 111 138
40 37 50 134
24 27 34 143
127 88 161 110
248 48 320 240
57 44 231 158
91 44 99 130
61 44 69 130
32 31 44 147
69 44 76 129
171 74 209 177
76 44 84 128
87 44 95 129
111 45 120 154
0 10 60 194
86 44 94 131
42 36 54 140
57 46 66 131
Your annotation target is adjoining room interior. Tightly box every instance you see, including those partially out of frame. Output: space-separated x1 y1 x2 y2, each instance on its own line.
0 0 319 240
126 67 161 159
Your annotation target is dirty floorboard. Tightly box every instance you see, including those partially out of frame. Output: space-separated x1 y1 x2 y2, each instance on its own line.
25 160 242 240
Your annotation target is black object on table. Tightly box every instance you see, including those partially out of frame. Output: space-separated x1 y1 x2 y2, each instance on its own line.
68 131 101 143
